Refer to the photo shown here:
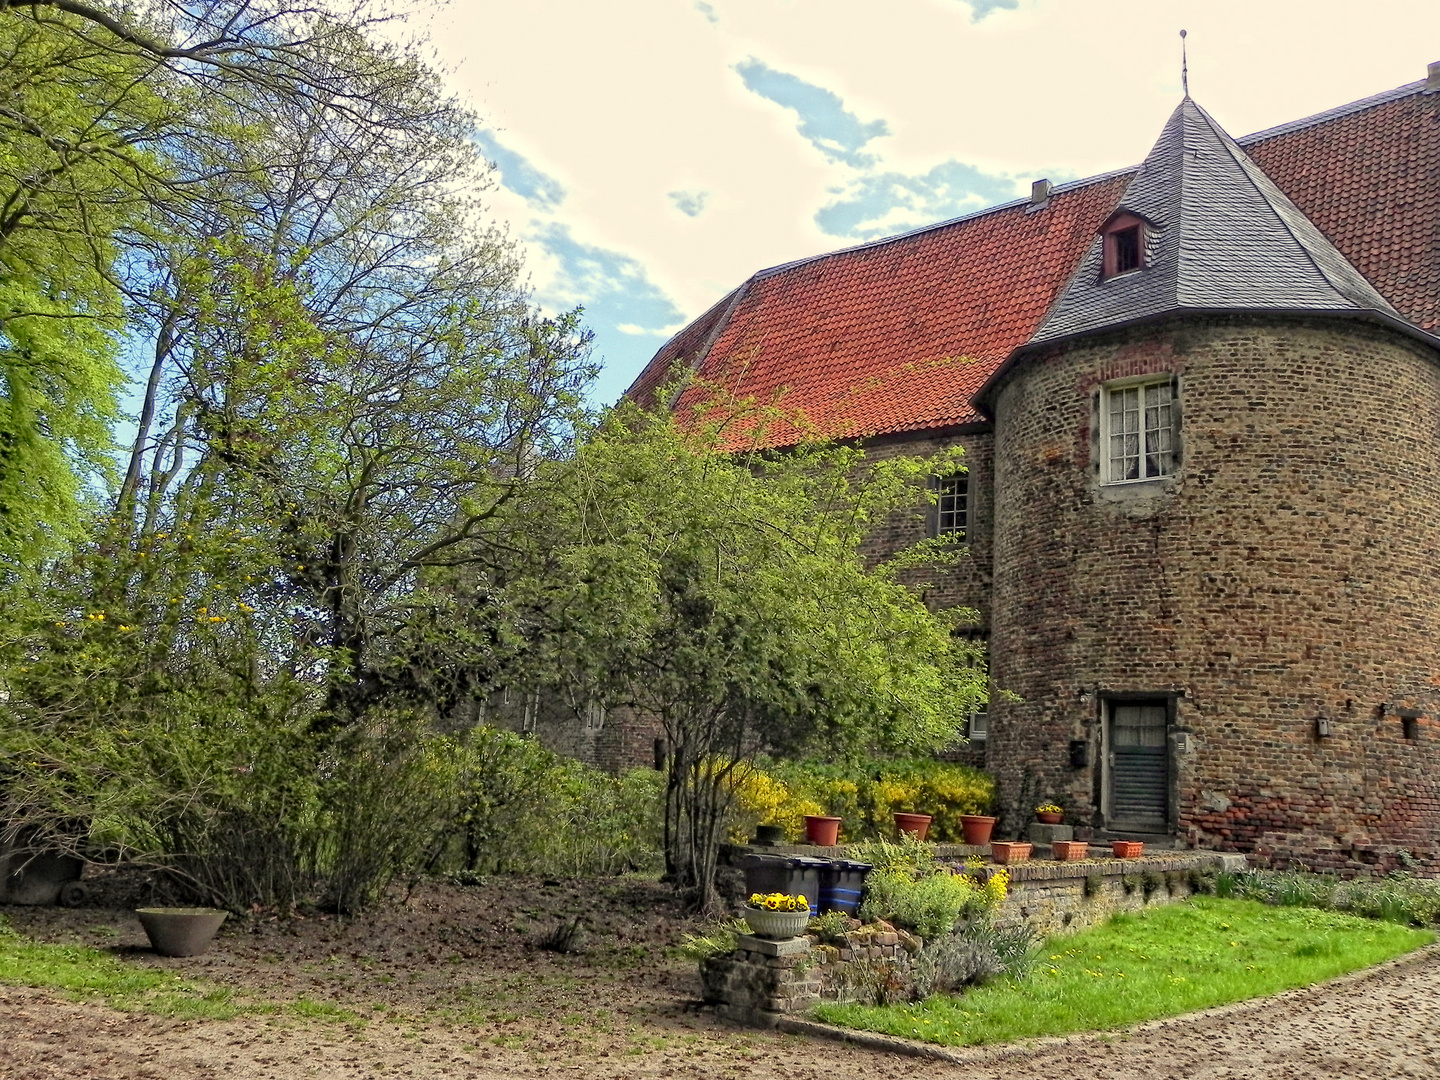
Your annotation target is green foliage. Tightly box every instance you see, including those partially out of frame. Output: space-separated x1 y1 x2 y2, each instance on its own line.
0 10 156 571
1231 869 1440 927
816 897 1433 1047
444 728 664 879
729 757 995 843
0 916 242 1020
859 867 1000 939
675 919 747 962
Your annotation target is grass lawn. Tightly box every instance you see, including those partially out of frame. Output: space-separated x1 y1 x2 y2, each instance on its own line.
813 896 1434 1047
0 918 243 1020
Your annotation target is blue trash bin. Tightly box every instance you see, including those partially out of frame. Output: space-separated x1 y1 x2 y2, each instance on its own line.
817 859 871 915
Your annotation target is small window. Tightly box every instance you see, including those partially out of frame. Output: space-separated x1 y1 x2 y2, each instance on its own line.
934 475 967 539
1100 377 1176 483
1112 226 1140 273
968 712 988 742
1101 213 1146 278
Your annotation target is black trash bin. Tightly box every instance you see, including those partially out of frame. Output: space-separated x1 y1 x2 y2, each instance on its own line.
817 859 871 916
741 853 828 907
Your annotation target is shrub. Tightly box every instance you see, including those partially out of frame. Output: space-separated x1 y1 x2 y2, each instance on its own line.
860 864 1007 939
442 727 664 879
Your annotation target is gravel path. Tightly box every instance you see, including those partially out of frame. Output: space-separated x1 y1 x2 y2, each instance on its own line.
3 942 1439 1079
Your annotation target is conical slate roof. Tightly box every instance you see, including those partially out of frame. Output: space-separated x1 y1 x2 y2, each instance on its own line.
1027 97 1407 348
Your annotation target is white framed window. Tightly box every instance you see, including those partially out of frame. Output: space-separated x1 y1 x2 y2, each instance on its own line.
968 712 988 742
1101 376 1176 483
933 475 967 539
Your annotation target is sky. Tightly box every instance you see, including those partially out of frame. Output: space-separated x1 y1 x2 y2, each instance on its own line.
411 0 1440 407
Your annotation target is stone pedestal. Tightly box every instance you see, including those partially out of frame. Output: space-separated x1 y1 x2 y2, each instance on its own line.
1027 822 1074 844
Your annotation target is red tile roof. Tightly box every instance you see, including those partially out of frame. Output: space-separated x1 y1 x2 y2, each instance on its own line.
1242 87 1439 334
629 80 1439 449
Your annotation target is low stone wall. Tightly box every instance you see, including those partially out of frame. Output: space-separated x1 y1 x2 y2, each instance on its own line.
701 921 924 1024
705 849 1250 1025
998 850 1249 936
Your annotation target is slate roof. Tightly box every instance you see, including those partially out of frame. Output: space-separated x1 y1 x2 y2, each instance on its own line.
629 72 1440 449
1025 97 1405 350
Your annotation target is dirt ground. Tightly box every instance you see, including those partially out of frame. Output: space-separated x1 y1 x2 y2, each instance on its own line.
2 871 1440 1080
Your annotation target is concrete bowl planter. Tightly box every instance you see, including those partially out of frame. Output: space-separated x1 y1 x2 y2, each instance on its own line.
990 841 1032 865
742 905 811 940
136 907 229 957
1051 840 1090 861
1111 840 1145 859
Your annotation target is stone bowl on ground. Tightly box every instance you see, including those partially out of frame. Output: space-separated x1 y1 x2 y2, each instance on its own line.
135 907 229 957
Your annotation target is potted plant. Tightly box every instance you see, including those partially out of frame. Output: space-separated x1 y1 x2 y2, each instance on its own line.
803 815 841 846
1111 840 1144 859
892 812 932 841
990 841 1032 865
1035 803 1064 825
743 892 811 939
960 814 997 846
1051 840 1089 861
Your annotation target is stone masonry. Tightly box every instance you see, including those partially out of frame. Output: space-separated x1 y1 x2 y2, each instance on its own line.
987 315 1440 874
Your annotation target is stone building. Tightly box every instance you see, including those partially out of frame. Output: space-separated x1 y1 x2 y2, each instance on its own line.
623 65 1440 873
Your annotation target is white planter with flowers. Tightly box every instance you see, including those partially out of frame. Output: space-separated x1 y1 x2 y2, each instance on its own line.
743 892 811 939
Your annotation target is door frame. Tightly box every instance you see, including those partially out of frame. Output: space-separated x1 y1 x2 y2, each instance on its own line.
1100 691 1179 832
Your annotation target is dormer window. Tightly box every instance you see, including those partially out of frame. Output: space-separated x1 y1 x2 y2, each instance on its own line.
1112 226 1140 273
1100 211 1147 279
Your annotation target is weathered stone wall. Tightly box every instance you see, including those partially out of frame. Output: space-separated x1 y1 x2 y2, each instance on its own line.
703 850 1247 1024
986 314 1440 874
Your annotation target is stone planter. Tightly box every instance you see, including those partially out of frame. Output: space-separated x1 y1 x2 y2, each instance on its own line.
742 905 811 940
1051 840 1089 861
136 907 228 957
1112 840 1145 859
803 815 841 846
990 841 1032 865
892 812 932 841
960 815 996 846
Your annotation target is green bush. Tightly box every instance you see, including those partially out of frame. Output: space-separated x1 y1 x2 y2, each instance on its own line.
443 727 663 878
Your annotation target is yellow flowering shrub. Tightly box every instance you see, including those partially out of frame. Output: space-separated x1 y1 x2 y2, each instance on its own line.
724 757 996 844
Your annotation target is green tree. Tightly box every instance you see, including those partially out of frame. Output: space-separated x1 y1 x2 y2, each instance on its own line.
503 404 987 910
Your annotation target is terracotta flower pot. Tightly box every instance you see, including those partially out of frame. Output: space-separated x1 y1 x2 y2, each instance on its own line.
1036 812 1064 825
960 814 996 846
803 815 842 846
990 841 1032 865
893 812 932 841
1051 840 1089 861
136 907 228 957
1112 840 1144 859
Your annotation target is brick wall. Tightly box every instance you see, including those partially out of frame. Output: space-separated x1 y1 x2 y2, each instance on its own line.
856 427 995 767
985 314 1440 874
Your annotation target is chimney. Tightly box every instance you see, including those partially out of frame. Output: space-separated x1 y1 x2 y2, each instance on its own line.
1030 178 1052 206
1428 60 1440 90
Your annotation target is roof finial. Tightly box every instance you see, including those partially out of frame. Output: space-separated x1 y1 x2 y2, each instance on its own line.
1180 29 1189 97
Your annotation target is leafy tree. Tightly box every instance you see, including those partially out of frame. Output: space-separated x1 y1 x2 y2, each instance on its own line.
503 404 987 910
